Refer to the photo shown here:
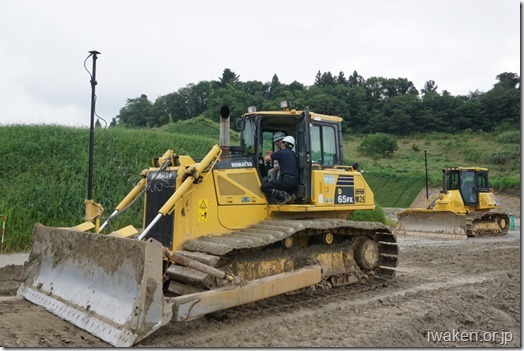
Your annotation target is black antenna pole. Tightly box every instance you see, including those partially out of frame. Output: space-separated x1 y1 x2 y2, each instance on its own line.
424 149 429 200
87 50 100 201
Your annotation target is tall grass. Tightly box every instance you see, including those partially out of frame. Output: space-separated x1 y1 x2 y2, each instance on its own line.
0 125 216 252
363 172 425 208
160 116 238 141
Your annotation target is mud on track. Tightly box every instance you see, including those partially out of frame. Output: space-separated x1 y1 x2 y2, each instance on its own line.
0 228 520 347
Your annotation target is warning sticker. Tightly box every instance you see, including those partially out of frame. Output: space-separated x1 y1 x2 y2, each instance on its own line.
198 199 208 221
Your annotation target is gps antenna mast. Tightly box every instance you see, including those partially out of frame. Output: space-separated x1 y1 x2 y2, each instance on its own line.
83 50 104 232
87 50 100 200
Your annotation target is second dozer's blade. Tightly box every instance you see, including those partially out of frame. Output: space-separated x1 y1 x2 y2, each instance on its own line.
394 209 468 240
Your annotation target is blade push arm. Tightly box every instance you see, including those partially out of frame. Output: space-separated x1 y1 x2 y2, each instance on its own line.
138 145 222 240
99 177 147 232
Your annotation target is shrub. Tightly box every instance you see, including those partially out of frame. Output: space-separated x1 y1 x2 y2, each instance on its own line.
495 130 520 144
357 133 398 158
463 149 482 163
348 203 388 225
488 146 520 165
494 121 520 134
491 177 520 193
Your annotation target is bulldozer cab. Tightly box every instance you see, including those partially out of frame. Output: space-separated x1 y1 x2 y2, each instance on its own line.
237 103 344 202
445 167 491 207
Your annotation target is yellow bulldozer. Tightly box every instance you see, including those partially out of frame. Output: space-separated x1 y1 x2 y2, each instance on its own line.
394 167 510 240
18 102 398 346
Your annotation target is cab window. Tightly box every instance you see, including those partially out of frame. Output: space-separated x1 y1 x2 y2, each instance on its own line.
241 117 257 154
477 171 490 192
448 171 460 190
311 124 337 166
460 170 477 203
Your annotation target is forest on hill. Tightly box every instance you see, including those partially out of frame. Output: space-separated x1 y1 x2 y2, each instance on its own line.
109 69 520 135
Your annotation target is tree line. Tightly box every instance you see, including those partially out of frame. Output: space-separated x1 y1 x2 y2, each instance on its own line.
111 69 520 135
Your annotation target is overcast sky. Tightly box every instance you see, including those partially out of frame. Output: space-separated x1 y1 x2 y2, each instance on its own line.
0 0 520 127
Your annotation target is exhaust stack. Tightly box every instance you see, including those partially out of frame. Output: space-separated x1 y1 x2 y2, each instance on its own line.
219 105 230 156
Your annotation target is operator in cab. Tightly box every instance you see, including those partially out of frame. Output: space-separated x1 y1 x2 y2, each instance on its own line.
261 135 298 204
265 131 286 181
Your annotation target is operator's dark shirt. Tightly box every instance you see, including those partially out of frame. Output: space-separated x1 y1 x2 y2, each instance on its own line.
271 148 298 178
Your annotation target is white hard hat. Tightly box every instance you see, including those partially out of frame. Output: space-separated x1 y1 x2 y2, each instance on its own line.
282 135 295 146
273 131 286 142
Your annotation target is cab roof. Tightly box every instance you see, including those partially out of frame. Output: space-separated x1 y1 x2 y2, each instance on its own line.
447 167 489 172
242 110 343 123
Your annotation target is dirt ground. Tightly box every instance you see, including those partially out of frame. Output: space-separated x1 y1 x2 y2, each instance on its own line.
0 196 520 347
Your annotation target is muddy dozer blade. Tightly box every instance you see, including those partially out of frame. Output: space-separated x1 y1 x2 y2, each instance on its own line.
17 224 173 347
394 209 467 240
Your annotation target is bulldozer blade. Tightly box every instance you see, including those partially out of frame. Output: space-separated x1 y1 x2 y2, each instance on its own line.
394 209 468 240
17 224 173 347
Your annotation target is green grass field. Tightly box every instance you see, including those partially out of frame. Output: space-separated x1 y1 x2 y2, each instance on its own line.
0 121 519 252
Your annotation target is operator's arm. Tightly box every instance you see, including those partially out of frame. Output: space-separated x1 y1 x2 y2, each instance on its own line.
264 150 281 171
270 150 281 171
264 150 272 162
